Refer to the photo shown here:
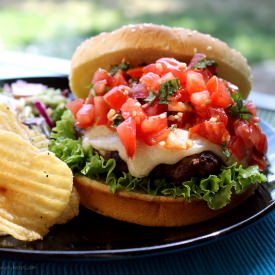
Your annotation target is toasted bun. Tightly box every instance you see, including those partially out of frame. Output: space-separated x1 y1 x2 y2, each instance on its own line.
74 176 257 227
70 23 251 99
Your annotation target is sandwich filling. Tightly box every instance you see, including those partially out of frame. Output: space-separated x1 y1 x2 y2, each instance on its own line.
82 125 227 178
50 53 267 210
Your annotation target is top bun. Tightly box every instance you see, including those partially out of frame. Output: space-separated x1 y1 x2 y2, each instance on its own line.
70 23 251 99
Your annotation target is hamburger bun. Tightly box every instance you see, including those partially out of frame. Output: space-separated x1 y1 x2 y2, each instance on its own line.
74 176 257 227
69 24 258 227
70 23 251 99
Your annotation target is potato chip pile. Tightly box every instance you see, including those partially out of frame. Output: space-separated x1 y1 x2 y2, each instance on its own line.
0 103 78 241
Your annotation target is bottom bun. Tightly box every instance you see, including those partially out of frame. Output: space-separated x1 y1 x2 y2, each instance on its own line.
74 176 257 227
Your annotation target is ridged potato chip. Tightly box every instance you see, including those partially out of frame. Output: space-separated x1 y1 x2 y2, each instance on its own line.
0 103 49 150
0 103 30 140
57 187 80 225
0 130 73 241
27 128 49 151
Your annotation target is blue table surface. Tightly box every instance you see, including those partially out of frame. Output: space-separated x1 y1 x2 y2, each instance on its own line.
0 52 274 275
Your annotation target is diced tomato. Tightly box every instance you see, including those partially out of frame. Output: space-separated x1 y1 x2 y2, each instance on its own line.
186 70 207 94
143 63 163 76
179 111 195 129
159 72 176 84
140 72 160 92
198 107 228 126
93 68 127 89
192 113 209 125
75 104 95 128
117 117 136 157
228 136 247 161
207 76 233 108
190 121 230 144
140 113 168 135
93 79 107 95
126 67 144 79
92 68 111 84
83 58 266 166
66 98 84 117
250 152 268 170
103 85 129 111
85 94 94 104
142 99 167 116
232 118 267 164
233 120 267 155
130 83 148 99
257 133 268 155
94 96 110 125
190 90 211 110
208 107 228 126
174 88 190 102
142 128 170 146
249 124 268 154
121 98 146 125
244 101 257 117
197 68 215 82
233 120 254 149
156 58 187 84
109 70 128 87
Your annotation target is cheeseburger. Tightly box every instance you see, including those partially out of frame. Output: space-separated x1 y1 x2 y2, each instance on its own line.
50 24 267 227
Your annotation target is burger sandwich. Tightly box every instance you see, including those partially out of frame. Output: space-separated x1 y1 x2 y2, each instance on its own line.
49 24 268 227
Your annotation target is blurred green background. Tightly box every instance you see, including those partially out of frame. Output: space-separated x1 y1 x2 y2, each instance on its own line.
0 0 274 64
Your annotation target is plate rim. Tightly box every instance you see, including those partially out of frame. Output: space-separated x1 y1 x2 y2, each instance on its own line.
0 197 273 261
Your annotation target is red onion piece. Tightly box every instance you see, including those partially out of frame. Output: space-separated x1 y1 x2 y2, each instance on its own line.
187 53 206 69
34 100 54 128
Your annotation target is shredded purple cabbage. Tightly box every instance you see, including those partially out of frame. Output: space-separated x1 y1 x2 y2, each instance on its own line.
34 100 54 128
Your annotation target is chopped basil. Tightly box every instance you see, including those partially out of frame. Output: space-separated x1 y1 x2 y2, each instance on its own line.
192 58 216 69
239 112 252 121
110 62 131 76
144 90 157 104
158 78 180 104
109 65 120 76
232 92 241 102
120 62 131 71
221 143 231 159
88 83 94 89
228 92 252 121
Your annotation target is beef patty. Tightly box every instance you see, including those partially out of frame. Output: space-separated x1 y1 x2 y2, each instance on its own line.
105 151 222 184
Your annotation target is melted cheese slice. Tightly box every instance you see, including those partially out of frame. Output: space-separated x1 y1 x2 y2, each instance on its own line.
83 126 228 178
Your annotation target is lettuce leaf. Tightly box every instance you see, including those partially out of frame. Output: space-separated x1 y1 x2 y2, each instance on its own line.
160 163 266 209
49 138 85 173
49 111 267 210
49 110 85 173
50 110 76 140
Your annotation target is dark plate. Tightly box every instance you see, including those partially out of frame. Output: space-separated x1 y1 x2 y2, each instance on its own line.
0 77 274 261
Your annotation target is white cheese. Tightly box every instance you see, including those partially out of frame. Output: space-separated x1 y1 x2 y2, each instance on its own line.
82 125 229 178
